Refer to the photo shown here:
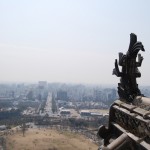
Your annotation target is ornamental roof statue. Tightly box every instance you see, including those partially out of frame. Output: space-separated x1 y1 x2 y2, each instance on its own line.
113 33 145 102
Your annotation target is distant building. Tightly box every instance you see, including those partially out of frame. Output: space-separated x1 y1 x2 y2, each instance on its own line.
38 81 47 89
80 110 91 117
90 112 103 117
80 110 104 118
57 91 68 101
60 110 71 116
93 90 102 101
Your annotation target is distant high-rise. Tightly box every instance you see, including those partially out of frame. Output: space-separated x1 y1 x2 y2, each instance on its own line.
56 91 68 101
93 90 102 101
38 81 47 89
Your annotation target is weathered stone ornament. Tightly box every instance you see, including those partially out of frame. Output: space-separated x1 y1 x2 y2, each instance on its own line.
98 34 150 150
113 33 145 102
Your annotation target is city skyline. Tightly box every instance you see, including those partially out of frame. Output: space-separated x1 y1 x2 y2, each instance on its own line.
0 1 150 85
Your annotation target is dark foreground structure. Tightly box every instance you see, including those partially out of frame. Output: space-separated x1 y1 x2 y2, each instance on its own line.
98 33 150 150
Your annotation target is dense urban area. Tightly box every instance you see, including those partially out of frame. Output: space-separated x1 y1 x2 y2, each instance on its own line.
0 81 150 149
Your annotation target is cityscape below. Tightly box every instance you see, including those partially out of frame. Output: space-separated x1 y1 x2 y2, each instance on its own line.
0 81 150 149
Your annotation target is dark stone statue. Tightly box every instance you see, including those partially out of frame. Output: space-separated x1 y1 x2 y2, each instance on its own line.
98 34 150 150
113 33 145 102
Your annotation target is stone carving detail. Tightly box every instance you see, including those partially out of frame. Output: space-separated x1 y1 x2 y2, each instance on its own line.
97 34 150 150
113 33 145 102
113 108 150 138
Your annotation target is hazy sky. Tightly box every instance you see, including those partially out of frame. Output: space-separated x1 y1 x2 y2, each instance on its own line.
0 0 150 85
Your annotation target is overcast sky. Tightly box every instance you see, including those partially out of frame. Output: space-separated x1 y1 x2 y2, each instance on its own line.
0 0 150 85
